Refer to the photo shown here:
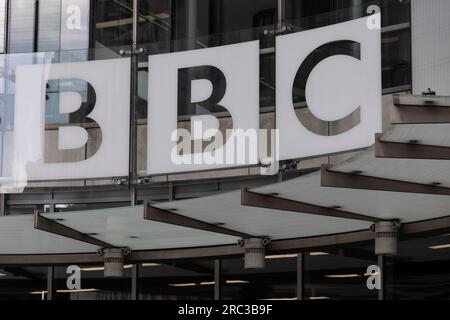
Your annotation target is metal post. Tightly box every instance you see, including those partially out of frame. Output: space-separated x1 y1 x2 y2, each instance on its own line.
378 255 385 300
187 0 197 50
129 1 140 301
168 182 175 201
214 260 222 300
129 0 139 200
33 0 39 52
47 266 55 300
277 0 285 31
0 194 5 216
131 264 140 300
296 253 304 300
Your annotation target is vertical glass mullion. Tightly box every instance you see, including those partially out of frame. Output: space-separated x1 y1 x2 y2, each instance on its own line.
129 0 138 204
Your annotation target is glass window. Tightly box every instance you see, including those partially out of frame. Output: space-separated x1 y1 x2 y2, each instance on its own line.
139 261 215 300
137 0 277 118
7 0 90 54
386 234 450 300
139 0 171 55
37 0 61 52
8 0 36 53
0 0 5 53
222 255 297 300
168 0 277 51
54 265 132 300
304 245 378 300
285 0 412 91
92 0 133 55
0 267 47 300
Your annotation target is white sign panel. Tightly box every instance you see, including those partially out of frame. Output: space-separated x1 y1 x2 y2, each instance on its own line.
147 41 260 175
0 15 383 189
276 15 382 160
13 58 130 181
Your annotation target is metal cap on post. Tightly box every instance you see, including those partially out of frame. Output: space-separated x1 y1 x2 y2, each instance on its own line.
238 238 270 270
371 221 400 256
97 248 131 278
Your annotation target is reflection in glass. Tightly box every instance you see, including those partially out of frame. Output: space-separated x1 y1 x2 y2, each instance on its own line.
285 0 411 91
222 256 297 300
139 261 215 300
0 267 47 300
0 0 5 53
304 245 378 300
54 265 132 300
387 235 450 300
8 0 36 53
92 0 133 56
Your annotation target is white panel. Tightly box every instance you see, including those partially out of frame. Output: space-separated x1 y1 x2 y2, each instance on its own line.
13 58 130 181
411 0 450 95
147 41 260 174
276 15 382 160
0 215 96 255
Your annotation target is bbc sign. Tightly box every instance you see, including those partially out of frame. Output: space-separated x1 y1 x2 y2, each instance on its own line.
5 15 381 185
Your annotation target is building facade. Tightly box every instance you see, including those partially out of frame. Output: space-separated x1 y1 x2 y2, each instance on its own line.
0 0 449 300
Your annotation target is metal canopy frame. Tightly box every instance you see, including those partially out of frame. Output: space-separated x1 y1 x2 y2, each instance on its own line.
241 187 380 223
321 165 450 196
144 201 254 239
34 210 113 248
390 95 450 124
1 94 450 266
375 134 450 160
1 214 449 266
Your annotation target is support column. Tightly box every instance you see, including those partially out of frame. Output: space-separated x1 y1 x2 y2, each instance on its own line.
296 253 305 300
277 0 285 31
214 260 222 300
377 255 385 301
46 266 55 301
129 0 139 301
129 0 139 193
131 264 140 300
0 194 5 216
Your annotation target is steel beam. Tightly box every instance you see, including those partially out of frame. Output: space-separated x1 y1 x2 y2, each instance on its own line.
34 210 113 248
375 134 450 160
321 165 450 196
241 187 380 222
144 201 253 239
390 104 450 124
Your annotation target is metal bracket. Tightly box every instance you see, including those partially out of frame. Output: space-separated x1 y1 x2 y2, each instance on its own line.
264 25 292 35
119 48 147 56
237 237 271 247
97 247 131 257
111 177 129 186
